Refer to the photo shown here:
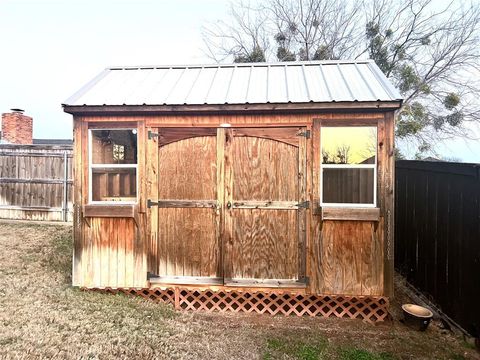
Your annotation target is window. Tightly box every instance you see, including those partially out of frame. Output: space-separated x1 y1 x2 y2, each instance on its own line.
89 129 137 203
320 126 377 207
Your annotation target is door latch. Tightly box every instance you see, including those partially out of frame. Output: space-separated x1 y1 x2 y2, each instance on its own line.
147 199 159 208
296 200 310 209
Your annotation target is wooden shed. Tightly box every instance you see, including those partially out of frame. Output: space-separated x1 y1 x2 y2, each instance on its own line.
63 60 402 321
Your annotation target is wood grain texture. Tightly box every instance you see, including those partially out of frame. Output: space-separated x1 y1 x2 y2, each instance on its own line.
223 128 234 282
0 145 73 221
71 112 395 297
216 128 225 279
72 118 83 286
77 217 147 288
158 135 216 200
227 209 298 279
383 112 395 297
156 130 219 280
233 127 302 147
83 204 135 218
232 136 298 201
298 131 307 281
318 220 383 295
146 126 159 274
157 208 218 277
227 130 303 281
321 207 380 221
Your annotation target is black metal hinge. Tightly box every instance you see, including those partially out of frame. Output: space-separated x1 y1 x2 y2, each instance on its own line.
299 276 310 286
296 200 310 209
148 131 159 140
147 199 159 208
297 130 310 139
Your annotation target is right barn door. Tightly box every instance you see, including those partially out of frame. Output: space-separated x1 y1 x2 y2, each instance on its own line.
223 127 308 287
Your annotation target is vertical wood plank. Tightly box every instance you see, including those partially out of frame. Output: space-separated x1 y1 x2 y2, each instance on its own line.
216 128 225 279
298 127 307 282
109 218 118 288
310 119 323 293
72 117 83 286
146 126 159 275
92 218 102 287
383 112 395 297
117 218 127 287
137 119 146 213
126 218 136 286
223 128 233 279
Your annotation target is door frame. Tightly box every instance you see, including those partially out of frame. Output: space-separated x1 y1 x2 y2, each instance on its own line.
148 126 308 288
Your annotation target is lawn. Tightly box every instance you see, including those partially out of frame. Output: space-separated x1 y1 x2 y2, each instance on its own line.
0 221 477 359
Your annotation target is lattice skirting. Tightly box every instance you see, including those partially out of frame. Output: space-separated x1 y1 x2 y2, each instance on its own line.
89 287 389 323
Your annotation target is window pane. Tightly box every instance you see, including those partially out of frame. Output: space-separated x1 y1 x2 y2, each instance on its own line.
321 126 376 164
92 168 137 202
323 168 374 204
92 129 137 164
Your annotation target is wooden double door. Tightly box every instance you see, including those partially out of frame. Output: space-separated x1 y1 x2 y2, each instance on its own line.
149 127 307 287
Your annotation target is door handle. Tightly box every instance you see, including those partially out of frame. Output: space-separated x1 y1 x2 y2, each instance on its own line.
227 201 232 209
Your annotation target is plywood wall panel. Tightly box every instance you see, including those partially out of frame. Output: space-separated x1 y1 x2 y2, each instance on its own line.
157 135 216 200
232 136 298 201
227 209 298 279
157 208 218 277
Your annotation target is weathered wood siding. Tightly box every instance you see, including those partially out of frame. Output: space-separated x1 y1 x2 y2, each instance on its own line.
72 118 147 288
0 144 73 221
72 112 395 296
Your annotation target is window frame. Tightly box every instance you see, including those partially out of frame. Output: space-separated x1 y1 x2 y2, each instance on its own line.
320 125 377 208
88 128 138 205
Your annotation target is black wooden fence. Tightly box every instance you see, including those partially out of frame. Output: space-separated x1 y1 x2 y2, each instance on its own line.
395 160 480 336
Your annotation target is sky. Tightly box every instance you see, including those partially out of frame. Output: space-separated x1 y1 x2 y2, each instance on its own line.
0 0 479 162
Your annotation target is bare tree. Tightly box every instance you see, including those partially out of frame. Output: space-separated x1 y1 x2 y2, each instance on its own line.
336 144 351 164
362 0 480 154
202 0 480 157
268 0 362 60
202 1 270 62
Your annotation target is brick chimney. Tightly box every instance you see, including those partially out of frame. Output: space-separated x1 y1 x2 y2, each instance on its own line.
1 109 33 145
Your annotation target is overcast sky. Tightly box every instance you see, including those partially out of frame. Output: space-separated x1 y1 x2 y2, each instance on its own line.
0 0 478 162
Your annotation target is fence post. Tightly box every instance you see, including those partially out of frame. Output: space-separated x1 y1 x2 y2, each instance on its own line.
62 151 69 222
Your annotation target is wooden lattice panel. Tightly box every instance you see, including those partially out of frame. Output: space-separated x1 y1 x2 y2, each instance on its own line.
89 288 389 323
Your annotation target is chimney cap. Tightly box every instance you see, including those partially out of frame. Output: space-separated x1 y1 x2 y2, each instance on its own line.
10 108 24 114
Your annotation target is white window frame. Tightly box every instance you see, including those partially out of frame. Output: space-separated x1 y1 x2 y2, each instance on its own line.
320 127 377 208
88 128 138 205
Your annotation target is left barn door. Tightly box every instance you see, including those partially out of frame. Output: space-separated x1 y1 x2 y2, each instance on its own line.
150 128 222 285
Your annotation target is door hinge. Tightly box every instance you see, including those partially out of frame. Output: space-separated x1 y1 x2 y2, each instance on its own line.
297 130 310 139
147 199 159 208
301 277 310 286
148 130 159 140
296 200 310 209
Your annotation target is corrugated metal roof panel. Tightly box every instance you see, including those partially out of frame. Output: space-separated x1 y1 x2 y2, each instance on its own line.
285 65 309 103
185 67 217 104
246 65 268 104
303 64 331 102
206 65 234 104
64 60 402 107
267 65 288 103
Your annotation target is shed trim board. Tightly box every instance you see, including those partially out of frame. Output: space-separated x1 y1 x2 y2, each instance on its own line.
65 61 400 318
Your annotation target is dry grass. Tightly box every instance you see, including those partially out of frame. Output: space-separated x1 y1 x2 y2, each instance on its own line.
0 221 478 359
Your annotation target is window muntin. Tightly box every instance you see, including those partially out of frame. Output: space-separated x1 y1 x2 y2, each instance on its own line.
89 129 138 204
320 126 377 207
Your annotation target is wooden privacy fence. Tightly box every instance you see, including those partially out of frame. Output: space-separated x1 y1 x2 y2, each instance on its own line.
0 144 73 222
395 160 480 336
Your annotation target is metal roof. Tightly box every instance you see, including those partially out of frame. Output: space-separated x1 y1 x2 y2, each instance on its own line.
64 60 402 107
